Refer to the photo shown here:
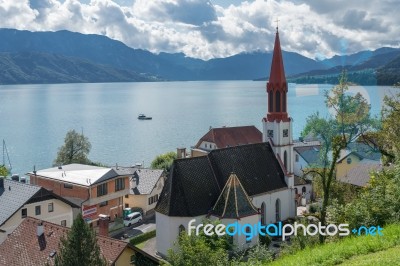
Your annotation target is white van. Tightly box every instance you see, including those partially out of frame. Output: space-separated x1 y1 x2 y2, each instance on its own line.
123 212 143 227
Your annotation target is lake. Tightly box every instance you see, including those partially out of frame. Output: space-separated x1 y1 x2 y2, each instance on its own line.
0 81 396 176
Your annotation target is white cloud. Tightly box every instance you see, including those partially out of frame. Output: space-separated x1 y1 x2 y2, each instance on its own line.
0 0 398 59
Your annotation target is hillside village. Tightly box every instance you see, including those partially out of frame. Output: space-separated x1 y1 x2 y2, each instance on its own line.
0 27 397 266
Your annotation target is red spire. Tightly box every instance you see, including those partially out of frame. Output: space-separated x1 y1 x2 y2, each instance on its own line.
264 28 289 122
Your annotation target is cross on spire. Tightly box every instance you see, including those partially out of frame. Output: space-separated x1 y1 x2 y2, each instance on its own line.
275 18 280 32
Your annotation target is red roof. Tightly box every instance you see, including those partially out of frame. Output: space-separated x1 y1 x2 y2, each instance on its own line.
0 217 129 266
267 30 287 91
195 126 262 149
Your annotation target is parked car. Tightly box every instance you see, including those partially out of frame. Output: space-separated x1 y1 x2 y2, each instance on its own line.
123 212 142 227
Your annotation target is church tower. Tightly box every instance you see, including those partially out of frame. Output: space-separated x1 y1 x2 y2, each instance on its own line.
263 27 293 174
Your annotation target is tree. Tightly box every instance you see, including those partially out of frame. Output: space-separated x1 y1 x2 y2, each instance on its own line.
54 129 92 165
150 151 176 172
55 213 107 266
0 165 8 177
302 71 372 243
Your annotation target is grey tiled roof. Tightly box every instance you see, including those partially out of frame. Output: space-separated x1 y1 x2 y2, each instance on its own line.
131 169 164 195
338 143 381 162
0 180 41 226
337 160 382 187
294 145 323 166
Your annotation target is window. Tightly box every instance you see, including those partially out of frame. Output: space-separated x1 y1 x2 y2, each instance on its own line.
295 188 298 194
283 92 287 112
99 201 108 207
35 206 41 216
275 91 281 112
179 225 185 235
275 199 281 222
125 194 129 199
283 129 288 137
148 194 159 205
246 227 251 243
295 154 299 162
268 90 273 112
125 203 129 208
302 186 307 194
21 208 27 218
115 178 125 191
61 220 67 227
346 157 352 164
284 151 288 171
267 130 274 138
97 183 108 197
48 203 54 213
64 183 73 189
260 202 266 225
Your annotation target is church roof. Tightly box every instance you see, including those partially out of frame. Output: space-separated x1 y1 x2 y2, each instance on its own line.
267 29 287 90
195 126 262 149
155 142 287 217
210 173 258 219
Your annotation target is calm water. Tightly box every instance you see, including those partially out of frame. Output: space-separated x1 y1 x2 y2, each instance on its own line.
0 81 396 176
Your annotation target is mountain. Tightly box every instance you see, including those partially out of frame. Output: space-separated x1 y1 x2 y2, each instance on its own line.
0 52 160 84
0 29 325 83
376 54 400 85
288 48 400 85
0 28 398 84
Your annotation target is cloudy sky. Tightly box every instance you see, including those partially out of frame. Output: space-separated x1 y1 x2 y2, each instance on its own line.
1 0 399 60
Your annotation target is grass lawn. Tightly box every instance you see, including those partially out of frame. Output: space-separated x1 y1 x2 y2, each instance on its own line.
339 246 400 265
269 223 400 266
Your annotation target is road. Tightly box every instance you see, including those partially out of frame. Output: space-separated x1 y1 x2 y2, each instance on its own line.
111 220 156 240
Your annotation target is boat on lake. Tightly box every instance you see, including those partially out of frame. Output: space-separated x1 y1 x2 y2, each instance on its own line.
138 114 152 120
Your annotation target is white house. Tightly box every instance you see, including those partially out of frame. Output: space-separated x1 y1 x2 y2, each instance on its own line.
155 27 298 257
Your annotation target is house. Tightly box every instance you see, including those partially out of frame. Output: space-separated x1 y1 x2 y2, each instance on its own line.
28 164 130 226
293 140 322 178
155 27 297 257
123 168 165 216
0 179 79 244
191 126 262 157
337 160 382 187
0 217 160 265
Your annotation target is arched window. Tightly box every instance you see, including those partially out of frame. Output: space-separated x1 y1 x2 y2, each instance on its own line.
269 90 273 112
302 186 306 194
275 199 281 222
178 225 185 235
275 91 281 112
284 150 288 171
295 188 298 194
283 92 287 112
260 202 266 225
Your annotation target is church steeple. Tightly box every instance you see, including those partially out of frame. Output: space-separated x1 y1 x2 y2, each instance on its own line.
265 28 289 122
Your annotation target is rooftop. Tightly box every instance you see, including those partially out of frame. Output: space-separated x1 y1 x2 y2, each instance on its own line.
0 217 132 265
0 179 41 226
294 145 323 166
29 164 120 186
195 126 262 149
131 169 164 195
337 160 382 187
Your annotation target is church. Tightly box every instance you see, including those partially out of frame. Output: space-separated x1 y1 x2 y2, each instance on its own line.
155 27 296 256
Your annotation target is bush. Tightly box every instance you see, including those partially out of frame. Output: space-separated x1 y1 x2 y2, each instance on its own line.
308 203 320 214
130 230 156 246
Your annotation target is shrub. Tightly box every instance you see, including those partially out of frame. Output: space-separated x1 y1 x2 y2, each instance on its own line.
130 230 156 245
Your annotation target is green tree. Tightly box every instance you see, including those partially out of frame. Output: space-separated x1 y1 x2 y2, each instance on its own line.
167 220 231 266
54 129 92 165
302 71 372 243
55 213 107 266
0 165 8 177
151 151 176 172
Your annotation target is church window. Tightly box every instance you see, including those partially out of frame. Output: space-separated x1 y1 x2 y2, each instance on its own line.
267 130 274 138
284 151 288 170
283 129 288 137
269 91 273 112
246 227 251 243
283 92 287 112
346 157 352 164
276 91 281 112
302 186 306 194
178 225 185 235
295 154 299 162
275 199 281 222
260 202 266 225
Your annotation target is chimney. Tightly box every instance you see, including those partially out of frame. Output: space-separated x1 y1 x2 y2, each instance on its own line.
98 214 109 237
37 221 46 251
177 148 186 159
